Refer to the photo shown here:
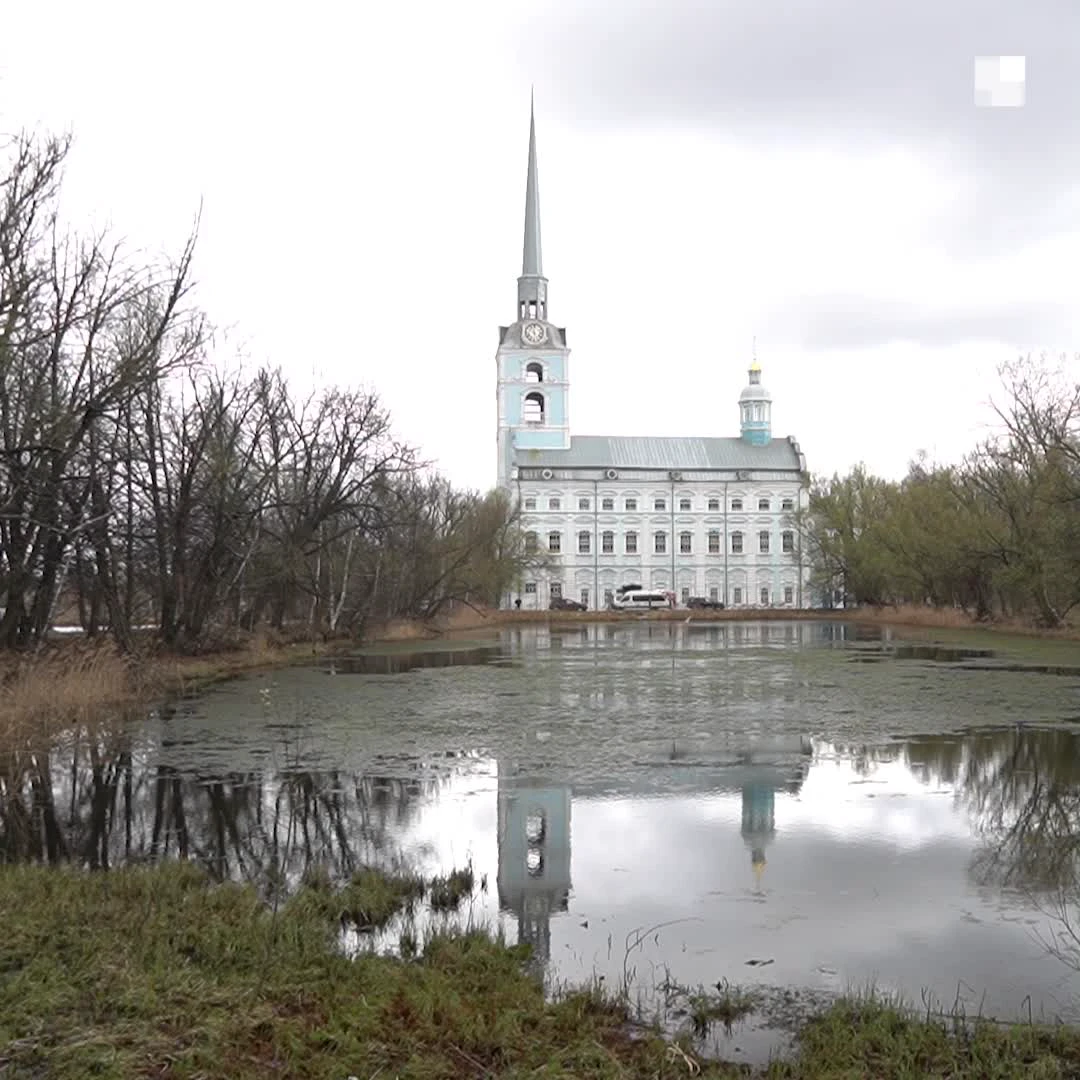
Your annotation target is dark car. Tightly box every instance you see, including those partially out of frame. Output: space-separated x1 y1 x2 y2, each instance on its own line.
550 596 587 611
686 596 725 610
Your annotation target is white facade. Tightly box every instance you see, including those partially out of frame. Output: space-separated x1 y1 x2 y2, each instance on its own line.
511 473 808 611
496 102 810 611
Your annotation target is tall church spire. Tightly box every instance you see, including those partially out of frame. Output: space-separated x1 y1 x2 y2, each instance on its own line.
517 92 548 322
523 90 542 277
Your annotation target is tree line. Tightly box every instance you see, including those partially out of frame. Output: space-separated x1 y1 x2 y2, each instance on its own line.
0 133 540 651
802 355 1080 627
4 130 1074 648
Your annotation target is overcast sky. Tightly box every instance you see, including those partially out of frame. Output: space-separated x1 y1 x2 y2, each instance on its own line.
3 1 1078 491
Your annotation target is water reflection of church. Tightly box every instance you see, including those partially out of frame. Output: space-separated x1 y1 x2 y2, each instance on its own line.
495 739 811 960
738 753 809 890
496 767 572 966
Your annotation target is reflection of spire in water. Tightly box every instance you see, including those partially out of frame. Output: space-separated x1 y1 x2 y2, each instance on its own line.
752 849 766 890
496 761 572 968
741 783 776 891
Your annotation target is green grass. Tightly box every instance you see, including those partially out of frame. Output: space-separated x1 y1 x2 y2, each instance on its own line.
3 863 1080 1078
792 993 1080 1078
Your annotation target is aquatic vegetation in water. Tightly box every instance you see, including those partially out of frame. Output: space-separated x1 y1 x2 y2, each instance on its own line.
664 977 761 1035
288 866 426 930
429 861 479 911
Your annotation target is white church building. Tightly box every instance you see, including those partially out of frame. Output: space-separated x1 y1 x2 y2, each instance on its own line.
497 102 811 612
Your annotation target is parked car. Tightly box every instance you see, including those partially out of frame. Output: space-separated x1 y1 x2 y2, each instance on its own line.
550 596 587 611
686 596 725 610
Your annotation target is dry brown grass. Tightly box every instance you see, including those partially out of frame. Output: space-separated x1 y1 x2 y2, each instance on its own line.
0 632 339 750
847 603 1080 640
157 631 299 692
388 602 1080 641
365 605 507 642
366 617 445 642
0 643 142 746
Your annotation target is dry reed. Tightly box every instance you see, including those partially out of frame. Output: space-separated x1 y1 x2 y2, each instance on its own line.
416 602 1080 640
848 603 1080 639
0 632 306 749
0 643 141 746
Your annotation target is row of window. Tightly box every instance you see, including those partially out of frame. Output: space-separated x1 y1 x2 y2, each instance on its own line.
524 495 796 513
525 583 797 607
527 529 797 555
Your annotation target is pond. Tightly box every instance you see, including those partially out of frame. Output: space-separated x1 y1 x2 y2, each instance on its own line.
7 619 1080 1064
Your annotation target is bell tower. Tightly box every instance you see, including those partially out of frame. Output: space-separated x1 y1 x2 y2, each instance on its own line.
496 94 571 488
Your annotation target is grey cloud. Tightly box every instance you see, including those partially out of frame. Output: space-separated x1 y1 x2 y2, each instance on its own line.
763 294 1076 350
518 0 1080 257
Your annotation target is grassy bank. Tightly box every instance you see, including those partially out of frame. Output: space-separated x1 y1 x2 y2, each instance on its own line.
1 862 1079 1079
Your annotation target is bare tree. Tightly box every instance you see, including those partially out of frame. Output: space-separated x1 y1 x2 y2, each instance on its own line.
0 133 201 648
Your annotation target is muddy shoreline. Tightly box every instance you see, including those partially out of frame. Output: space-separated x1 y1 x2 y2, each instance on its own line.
370 602 1080 644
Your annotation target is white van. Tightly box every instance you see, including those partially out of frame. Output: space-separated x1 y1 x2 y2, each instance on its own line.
611 589 671 610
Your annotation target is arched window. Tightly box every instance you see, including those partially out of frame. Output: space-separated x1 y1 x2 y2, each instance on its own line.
525 811 546 843
547 531 561 553
524 531 538 554
577 530 591 554
731 531 744 554
525 361 543 383
654 531 667 554
524 391 545 424
679 531 692 554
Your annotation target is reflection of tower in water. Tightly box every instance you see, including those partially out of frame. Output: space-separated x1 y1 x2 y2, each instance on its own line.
741 783 777 892
732 739 812 892
496 764 572 967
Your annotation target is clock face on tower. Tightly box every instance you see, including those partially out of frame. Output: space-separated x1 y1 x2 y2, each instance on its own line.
522 321 547 345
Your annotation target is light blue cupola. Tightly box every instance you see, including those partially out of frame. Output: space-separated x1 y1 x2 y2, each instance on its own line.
739 358 772 446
